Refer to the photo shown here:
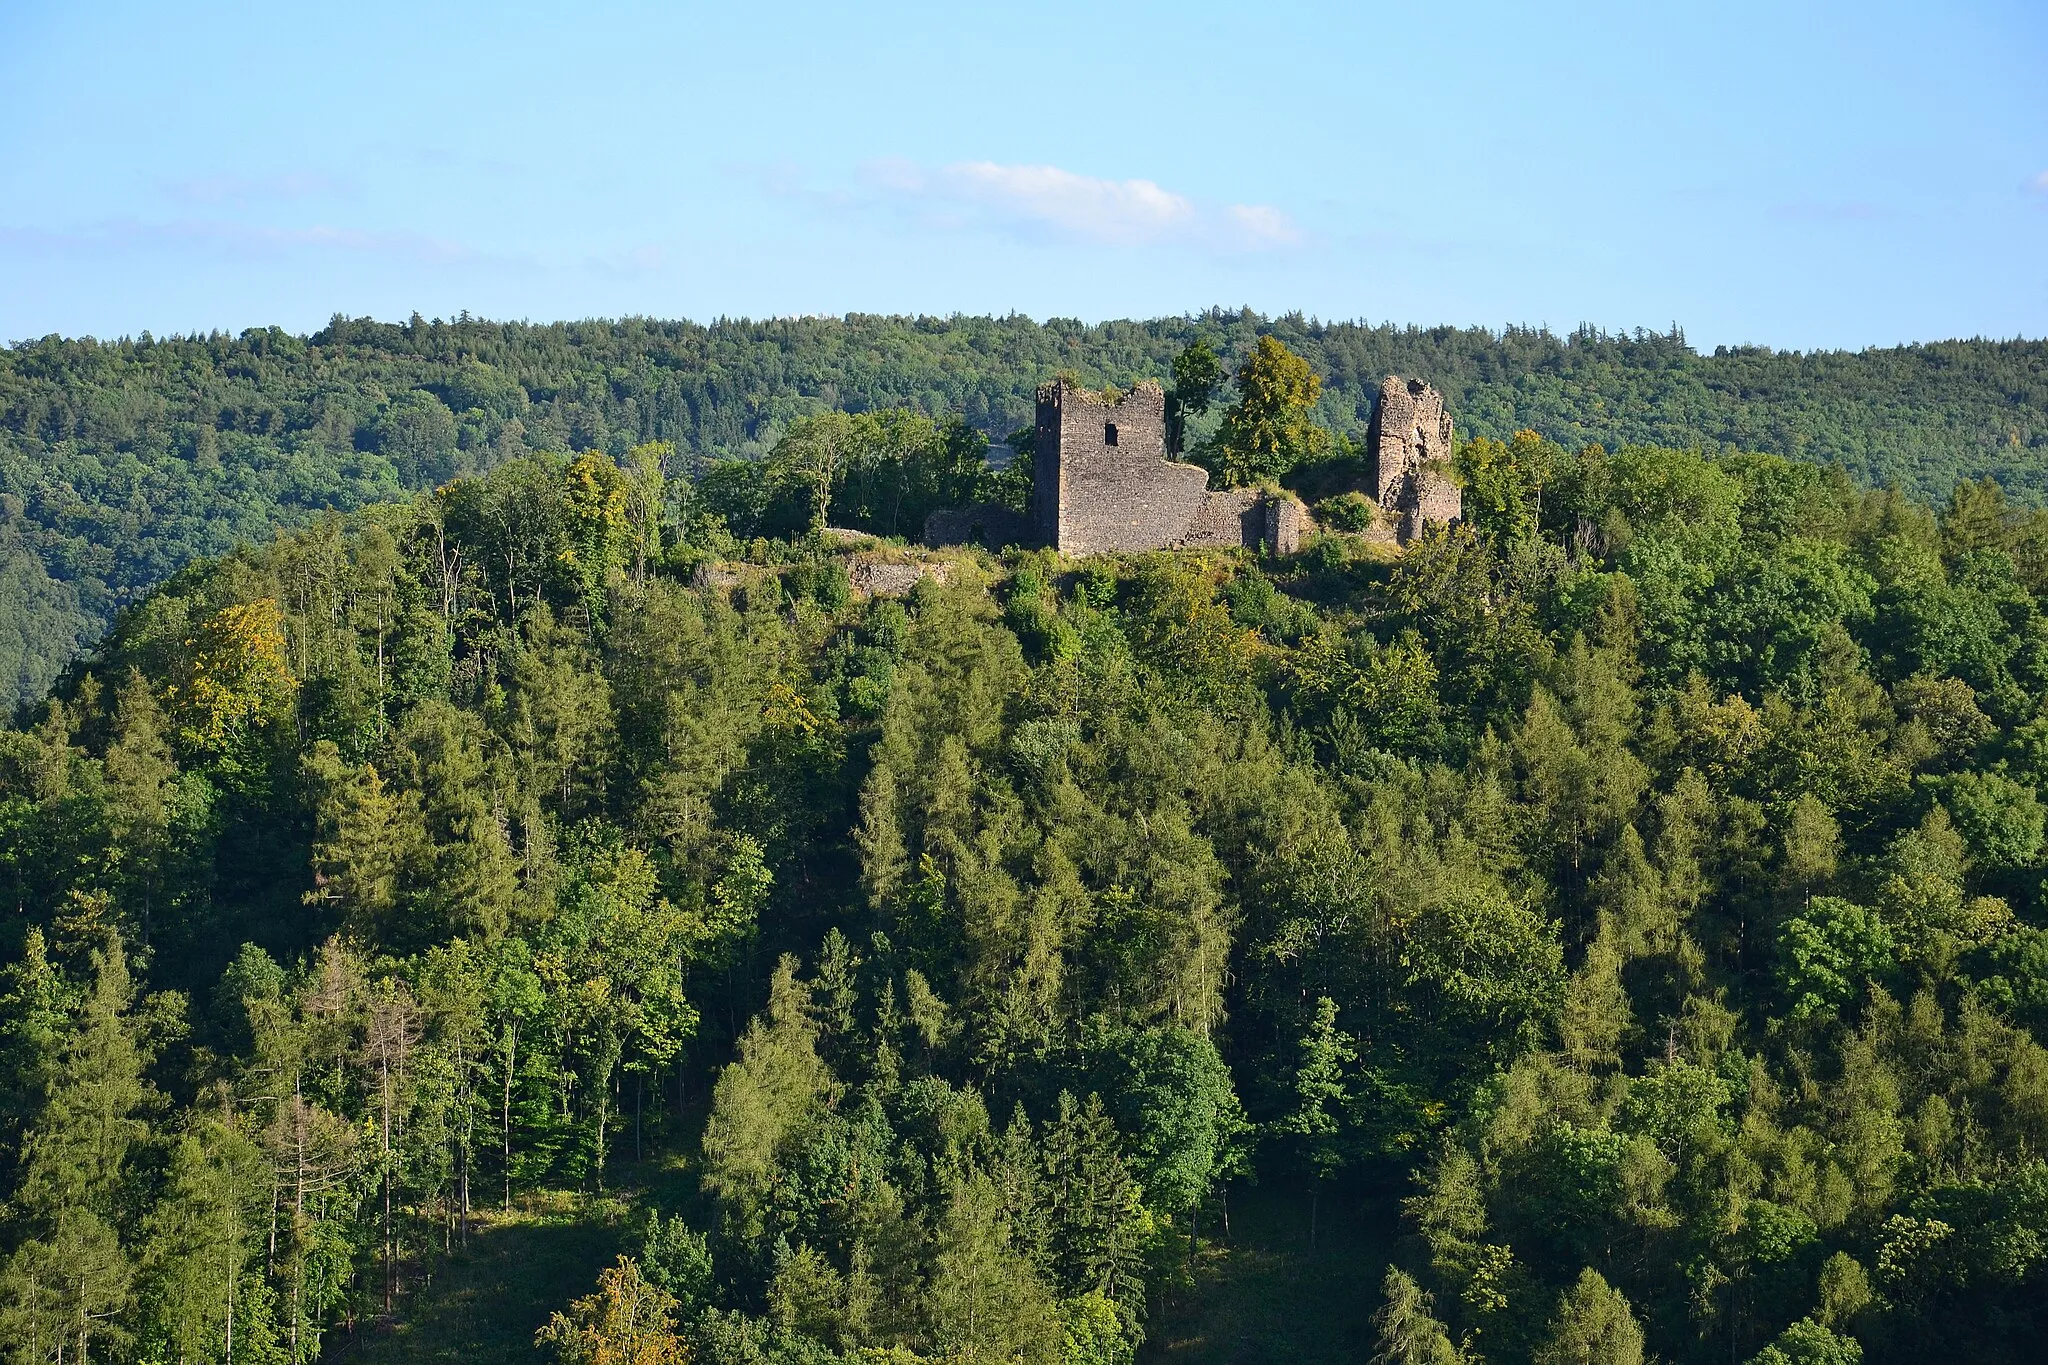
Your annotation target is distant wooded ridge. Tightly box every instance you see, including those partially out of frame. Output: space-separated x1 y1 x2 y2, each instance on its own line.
0 309 2043 708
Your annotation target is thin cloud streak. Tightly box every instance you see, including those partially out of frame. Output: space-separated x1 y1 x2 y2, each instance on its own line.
863 159 1302 253
163 170 355 205
0 217 498 266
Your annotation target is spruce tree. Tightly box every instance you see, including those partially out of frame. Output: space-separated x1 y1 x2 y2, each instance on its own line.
1278 996 1354 1247
1372 1267 1464 1365
1535 1268 1645 1365
1 935 155 1364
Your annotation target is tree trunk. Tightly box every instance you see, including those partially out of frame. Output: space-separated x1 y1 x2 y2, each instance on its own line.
503 1021 516 1212
381 1051 393 1315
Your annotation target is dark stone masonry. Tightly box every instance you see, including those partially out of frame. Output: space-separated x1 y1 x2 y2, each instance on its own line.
1030 379 1309 554
922 372 1457 554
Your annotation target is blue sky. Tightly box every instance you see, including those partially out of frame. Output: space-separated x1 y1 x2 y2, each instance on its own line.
1 0 2043 350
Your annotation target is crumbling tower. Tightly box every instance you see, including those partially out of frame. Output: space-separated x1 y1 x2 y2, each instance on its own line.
1367 377 1461 543
928 376 1313 555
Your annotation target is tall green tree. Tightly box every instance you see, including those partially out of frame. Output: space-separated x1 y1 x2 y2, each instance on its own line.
1212 336 1329 486
0 936 156 1365
1277 996 1354 1246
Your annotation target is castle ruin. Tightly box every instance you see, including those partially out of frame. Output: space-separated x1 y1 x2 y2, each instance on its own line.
921 370 1457 554
1367 376 1461 543
1030 380 1308 555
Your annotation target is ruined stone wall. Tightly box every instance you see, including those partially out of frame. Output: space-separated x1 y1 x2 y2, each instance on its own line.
1176 487 1263 549
924 377 1316 556
1034 380 1211 553
1258 493 1313 555
1172 487 1313 555
1368 377 1461 542
922 502 1031 550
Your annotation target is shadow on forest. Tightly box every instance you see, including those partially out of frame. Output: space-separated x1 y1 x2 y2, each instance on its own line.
326 1168 1393 1364
324 1188 631 1364
1144 1182 1396 1365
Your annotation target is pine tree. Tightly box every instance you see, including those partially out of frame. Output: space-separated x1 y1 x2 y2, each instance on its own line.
0 927 68 1179
992 1105 1051 1272
137 1111 282 1365
102 669 178 947
302 741 422 943
700 957 834 1234
922 1173 1061 1365
1782 793 1842 906
1042 1092 1144 1317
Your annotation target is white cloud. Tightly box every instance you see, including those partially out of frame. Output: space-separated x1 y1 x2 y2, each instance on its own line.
865 160 1301 253
2030 170 2048 194
943 162 1196 245
1223 202 1304 249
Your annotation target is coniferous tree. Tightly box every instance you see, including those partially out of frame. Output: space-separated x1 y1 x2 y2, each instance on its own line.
1535 1269 1645 1365
1278 996 1354 1247
1 935 154 1364
1373 1267 1465 1365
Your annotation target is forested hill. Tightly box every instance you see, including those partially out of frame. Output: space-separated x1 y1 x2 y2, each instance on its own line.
7 429 2048 1363
2 311 2045 709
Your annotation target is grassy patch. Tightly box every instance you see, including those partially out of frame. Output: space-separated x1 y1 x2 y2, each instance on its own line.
327 1155 697 1363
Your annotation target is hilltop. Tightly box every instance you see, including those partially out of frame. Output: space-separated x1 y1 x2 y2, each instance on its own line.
2 310 2043 707
2 388 2048 1358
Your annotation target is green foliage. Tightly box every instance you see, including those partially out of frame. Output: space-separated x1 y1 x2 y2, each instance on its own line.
1749 1318 1863 1365
1777 896 1897 1019
1278 997 1354 1184
1087 1024 1248 1217
1940 769 2045 871
1372 1266 1465 1365
1311 490 1376 532
1212 336 1330 486
3 312 2046 708
1166 340 1224 457
1535 1268 1644 1365
3 393 2048 1362
1456 430 1557 545
536 1256 687 1365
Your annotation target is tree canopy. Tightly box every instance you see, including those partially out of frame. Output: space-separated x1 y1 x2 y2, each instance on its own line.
2 309 2044 707
0 374 2043 1361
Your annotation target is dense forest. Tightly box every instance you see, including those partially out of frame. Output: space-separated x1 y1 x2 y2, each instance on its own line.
2 310 2045 709
3 333 2048 1365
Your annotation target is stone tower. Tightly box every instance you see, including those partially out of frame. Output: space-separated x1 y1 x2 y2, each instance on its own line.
1368 376 1460 543
1033 379 1206 553
920 377 1309 555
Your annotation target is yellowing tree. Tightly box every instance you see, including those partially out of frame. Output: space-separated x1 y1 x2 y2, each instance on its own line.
562 450 634 597
536 1256 689 1365
168 598 298 755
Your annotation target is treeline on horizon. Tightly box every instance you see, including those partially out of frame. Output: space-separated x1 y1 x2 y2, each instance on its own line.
0 309 2043 708
2 337 2048 1363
